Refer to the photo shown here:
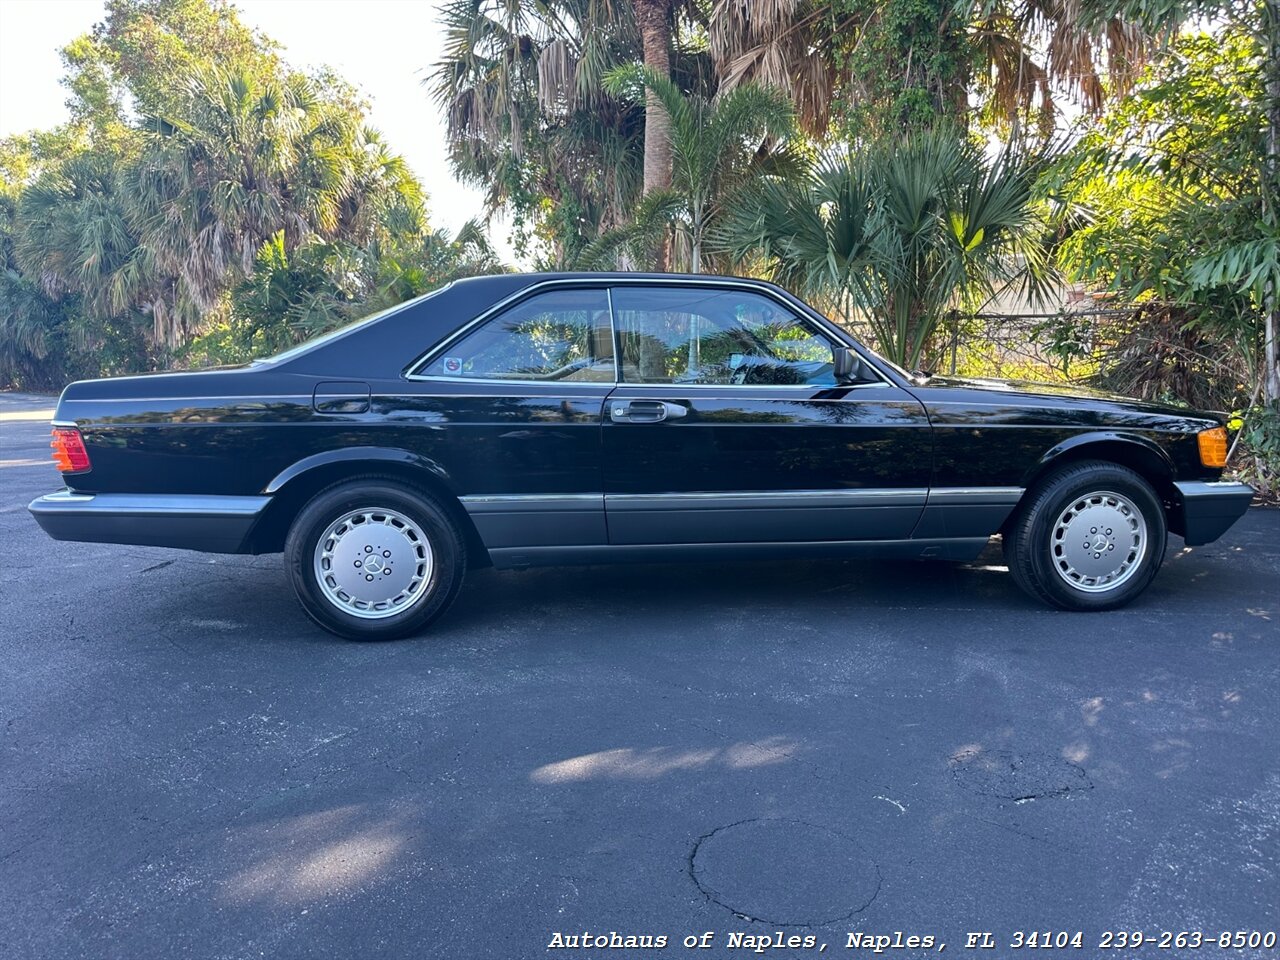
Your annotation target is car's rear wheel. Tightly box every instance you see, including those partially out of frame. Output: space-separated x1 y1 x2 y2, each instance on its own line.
285 480 465 640
1004 460 1167 610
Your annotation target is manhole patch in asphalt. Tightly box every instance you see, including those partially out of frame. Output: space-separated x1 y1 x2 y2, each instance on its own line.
949 748 1093 802
690 819 881 926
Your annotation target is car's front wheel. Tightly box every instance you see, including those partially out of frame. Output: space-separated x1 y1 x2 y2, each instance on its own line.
1004 460 1167 610
285 480 465 639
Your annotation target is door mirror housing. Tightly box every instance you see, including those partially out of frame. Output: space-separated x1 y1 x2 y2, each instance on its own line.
833 347 864 384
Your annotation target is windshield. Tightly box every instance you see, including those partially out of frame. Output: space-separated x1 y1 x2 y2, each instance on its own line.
254 283 454 366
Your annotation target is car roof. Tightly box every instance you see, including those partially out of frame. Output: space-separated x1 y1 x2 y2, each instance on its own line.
447 271 783 295
274 272 794 378
456 271 772 282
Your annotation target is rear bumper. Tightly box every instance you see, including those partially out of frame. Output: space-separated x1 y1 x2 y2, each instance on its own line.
29 490 270 554
1172 480 1255 546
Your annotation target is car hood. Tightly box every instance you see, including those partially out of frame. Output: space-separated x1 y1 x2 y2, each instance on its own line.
914 374 1220 418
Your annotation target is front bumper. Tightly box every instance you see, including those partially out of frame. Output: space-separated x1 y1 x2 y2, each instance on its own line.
1172 480 1255 546
29 490 271 554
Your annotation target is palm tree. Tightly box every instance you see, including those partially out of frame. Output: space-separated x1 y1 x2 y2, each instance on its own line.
707 0 1163 137
131 70 350 299
435 0 760 265
723 130 1057 369
707 0 849 136
13 66 424 350
719 155 880 316
601 66 798 273
123 67 401 344
332 127 427 250
431 0 648 264
633 0 675 195
13 150 158 332
0 194 78 388
966 0 1161 138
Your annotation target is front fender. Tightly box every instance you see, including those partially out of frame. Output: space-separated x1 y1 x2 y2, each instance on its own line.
1023 432 1176 490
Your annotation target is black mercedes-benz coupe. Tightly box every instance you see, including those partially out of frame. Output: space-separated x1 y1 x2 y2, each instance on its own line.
30 272 1254 639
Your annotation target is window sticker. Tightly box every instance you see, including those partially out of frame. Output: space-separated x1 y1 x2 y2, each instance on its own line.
442 357 464 375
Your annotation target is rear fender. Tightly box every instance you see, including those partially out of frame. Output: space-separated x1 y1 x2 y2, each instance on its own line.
249 447 487 563
264 447 452 495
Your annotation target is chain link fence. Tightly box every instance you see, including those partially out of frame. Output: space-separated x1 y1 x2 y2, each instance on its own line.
844 305 1250 410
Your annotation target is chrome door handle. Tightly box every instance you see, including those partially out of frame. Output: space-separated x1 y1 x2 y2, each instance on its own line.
610 400 688 423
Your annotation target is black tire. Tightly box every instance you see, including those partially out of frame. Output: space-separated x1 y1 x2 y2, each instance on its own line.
1004 460 1167 611
284 479 466 640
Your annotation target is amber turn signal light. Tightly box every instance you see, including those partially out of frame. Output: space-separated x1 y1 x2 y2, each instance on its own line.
50 426 91 473
1197 426 1228 468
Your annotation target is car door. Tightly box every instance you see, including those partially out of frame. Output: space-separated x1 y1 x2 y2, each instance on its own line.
395 286 615 553
602 283 933 545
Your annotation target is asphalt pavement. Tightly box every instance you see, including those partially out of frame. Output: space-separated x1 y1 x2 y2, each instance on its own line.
1 391 1277 959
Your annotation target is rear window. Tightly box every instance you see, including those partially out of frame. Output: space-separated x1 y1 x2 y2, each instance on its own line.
255 284 454 366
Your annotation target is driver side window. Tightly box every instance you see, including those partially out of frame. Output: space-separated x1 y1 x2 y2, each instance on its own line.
611 286 838 386
421 289 614 382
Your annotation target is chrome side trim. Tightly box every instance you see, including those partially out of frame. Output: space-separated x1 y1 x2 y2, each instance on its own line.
60 395 313 404
373 390 612 401
402 377 890 392
606 286 622 384
1173 480 1256 497
403 276 891 387
404 375 617 389
607 488 928 509
459 488 1024 511
488 538 993 569
29 490 271 517
460 494 603 513
926 487 1024 505
605 381 892 393
403 377 610 390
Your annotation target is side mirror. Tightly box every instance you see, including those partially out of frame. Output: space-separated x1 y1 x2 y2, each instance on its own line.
833 347 862 384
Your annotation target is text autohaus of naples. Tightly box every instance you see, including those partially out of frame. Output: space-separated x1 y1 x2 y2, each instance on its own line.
544 930 942 950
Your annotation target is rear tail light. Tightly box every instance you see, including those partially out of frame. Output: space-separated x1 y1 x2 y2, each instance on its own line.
1197 426 1228 468
50 426 91 473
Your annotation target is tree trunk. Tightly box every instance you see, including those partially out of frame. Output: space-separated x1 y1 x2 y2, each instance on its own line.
634 0 673 271
1263 0 1280 407
691 203 702 274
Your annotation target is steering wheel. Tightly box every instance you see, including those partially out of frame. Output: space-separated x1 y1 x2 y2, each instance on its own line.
536 356 595 381
730 363 751 385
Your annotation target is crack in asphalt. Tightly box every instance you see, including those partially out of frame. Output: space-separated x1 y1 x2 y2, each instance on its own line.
688 818 882 927
972 816 1072 851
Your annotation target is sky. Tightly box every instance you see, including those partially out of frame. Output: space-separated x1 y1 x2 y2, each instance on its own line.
0 0 516 261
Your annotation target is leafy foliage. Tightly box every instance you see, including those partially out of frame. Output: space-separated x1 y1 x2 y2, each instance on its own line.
723 130 1056 369
704 0 1166 140
1057 32 1270 307
430 0 653 266
1051 26 1278 487
0 0 493 389
597 67 800 272
963 0 1165 139
1053 31 1270 383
